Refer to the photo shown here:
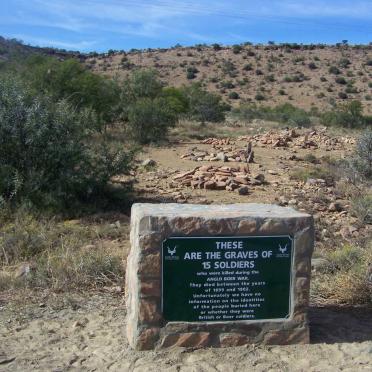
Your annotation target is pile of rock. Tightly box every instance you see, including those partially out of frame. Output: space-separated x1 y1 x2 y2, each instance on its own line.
238 129 354 151
202 138 234 145
172 165 265 193
180 147 251 162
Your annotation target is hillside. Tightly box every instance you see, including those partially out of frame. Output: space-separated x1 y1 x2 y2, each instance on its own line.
0 36 86 64
87 44 372 114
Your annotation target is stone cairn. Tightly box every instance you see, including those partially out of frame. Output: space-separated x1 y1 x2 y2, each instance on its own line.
172 165 265 192
181 137 255 163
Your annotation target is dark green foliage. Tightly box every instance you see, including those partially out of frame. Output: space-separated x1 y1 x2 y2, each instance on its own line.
232 44 243 54
355 130 372 179
329 66 341 75
308 62 317 70
121 69 163 103
335 77 347 85
228 91 239 99
222 60 236 77
182 84 226 122
321 100 367 128
233 103 312 127
22 56 120 127
212 43 222 51
0 77 133 209
254 93 266 101
243 63 253 71
187 70 197 79
338 92 348 99
339 58 351 68
127 97 177 144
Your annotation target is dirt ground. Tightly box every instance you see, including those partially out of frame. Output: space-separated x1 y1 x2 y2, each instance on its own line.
0 293 371 372
1 127 371 371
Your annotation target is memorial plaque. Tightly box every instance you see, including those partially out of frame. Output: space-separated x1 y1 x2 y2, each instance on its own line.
162 236 293 322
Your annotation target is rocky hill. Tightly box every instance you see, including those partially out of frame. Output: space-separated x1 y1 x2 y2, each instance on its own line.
86 43 372 114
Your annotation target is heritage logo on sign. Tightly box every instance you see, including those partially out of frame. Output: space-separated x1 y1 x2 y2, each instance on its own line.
164 245 180 260
276 243 291 258
162 236 293 322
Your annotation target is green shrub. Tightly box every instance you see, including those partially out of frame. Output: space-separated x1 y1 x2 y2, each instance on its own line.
127 97 177 144
23 56 120 126
321 100 366 128
339 58 351 68
187 70 197 79
228 91 240 99
329 66 341 75
0 77 133 208
335 77 347 85
122 69 163 103
350 195 372 224
182 84 227 122
255 93 265 101
243 63 253 71
354 130 372 178
338 91 348 99
232 44 242 54
233 103 312 127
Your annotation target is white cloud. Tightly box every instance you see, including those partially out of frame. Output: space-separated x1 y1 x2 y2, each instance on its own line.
13 34 98 50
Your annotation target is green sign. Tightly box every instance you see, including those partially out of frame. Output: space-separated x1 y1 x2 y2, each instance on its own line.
162 236 293 322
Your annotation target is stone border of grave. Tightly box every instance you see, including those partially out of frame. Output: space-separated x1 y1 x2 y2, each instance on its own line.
126 203 314 350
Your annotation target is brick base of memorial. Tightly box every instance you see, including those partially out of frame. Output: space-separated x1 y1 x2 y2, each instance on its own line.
126 203 314 350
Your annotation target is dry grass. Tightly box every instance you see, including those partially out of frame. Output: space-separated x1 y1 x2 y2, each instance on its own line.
312 243 372 305
0 211 129 292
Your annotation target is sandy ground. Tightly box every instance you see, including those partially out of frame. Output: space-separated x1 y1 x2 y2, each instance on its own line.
0 293 371 372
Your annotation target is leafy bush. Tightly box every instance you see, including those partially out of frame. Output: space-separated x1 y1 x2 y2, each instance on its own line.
232 44 243 54
321 100 366 128
335 77 347 85
0 77 133 208
350 195 372 224
354 130 372 178
329 66 341 75
338 92 348 99
127 97 177 144
233 103 312 127
121 69 163 104
182 84 227 122
255 93 265 101
228 91 240 99
23 56 120 126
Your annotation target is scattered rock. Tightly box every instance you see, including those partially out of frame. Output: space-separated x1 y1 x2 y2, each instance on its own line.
142 158 156 167
238 186 249 195
328 202 342 212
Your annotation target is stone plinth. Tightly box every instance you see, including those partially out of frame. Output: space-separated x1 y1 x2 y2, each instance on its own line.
126 203 314 350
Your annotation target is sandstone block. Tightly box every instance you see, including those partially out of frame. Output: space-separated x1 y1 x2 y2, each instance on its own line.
127 203 314 350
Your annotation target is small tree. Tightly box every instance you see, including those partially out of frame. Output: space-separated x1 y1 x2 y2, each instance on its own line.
0 77 134 208
182 84 227 123
127 97 177 144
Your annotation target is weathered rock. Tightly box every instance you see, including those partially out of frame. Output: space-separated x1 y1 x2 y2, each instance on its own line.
328 202 342 212
142 158 156 167
237 186 249 195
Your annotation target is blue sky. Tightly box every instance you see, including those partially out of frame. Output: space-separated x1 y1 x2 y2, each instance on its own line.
1 0 371 52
